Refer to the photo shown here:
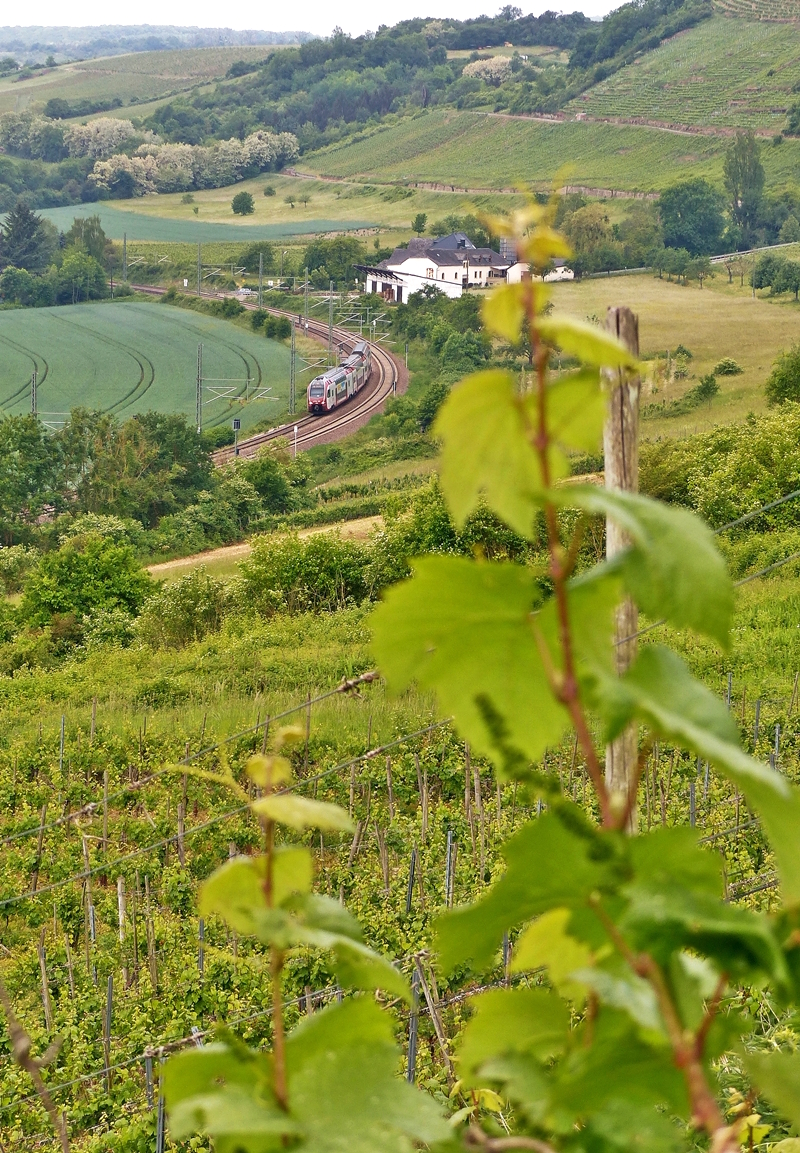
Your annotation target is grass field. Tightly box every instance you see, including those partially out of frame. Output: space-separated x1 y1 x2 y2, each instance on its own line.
0 300 300 431
0 45 274 117
570 16 800 130
551 271 800 435
303 109 800 193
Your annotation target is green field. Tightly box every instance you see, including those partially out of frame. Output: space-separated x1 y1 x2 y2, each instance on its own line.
0 300 300 431
0 45 274 117
36 203 376 242
570 16 800 129
303 108 800 192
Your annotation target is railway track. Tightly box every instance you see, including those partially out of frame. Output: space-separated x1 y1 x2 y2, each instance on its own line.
128 284 402 463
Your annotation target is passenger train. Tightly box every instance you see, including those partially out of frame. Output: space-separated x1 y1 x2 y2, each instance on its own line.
306 341 372 415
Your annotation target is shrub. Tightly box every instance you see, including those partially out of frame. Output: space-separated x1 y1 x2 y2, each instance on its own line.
232 191 255 216
21 535 152 627
263 185 276 196
766 343 800 405
0 544 37 593
82 605 137 650
137 566 228 648
239 532 368 615
713 357 743 376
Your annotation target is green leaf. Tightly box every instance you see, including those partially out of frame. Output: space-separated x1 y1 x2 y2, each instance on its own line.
510 908 594 1004
589 1098 683 1153
434 369 543 537
565 487 733 648
296 893 363 941
604 646 800 905
539 369 605 456
745 1051 800 1128
435 812 613 975
286 998 450 1153
371 555 567 767
199 850 312 935
252 794 354 832
478 1055 549 1125
482 282 547 344
457 988 569 1081
575 966 663 1035
331 938 411 1002
537 315 641 369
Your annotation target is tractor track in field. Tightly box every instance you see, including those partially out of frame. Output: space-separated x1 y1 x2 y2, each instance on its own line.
48 311 157 416
0 333 49 411
129 285 405 458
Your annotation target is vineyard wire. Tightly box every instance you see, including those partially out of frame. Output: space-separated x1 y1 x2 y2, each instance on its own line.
0 719 451 911
0 669 381 849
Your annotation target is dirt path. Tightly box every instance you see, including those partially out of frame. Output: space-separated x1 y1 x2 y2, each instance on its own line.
147 515 383 578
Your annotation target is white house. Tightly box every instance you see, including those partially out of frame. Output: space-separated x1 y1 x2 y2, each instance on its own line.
357 233 513 302
507 258 575 284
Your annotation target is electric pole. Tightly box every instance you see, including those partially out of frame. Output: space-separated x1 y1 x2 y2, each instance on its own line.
196 344 203 433
258 252 263 309
122 233 127 283
304 267 309 327
197 243 202 297
30 370 37 417
289 320 296 415
328 280 334 365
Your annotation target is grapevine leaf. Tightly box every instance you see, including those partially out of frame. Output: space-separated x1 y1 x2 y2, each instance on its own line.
478 1055 549 1125
745 1051 800 1128
564 487 733 648
199 850 312 935
604 646 800 904
295 893 363 941
589 1098 683 1153
537 315 641 369
331 938 411 1002
481 282 548 343
251 794 354 832
286 998 450 1152
457 988 569 1082
435 813 613 975
163 1045 295 1146
574 966 664 1035
522 227 573 267
539 368 605 456
434 369 542 537
510 907 594 1004
371 555 568 767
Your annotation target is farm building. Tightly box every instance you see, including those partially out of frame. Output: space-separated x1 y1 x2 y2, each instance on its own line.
356 232 512 302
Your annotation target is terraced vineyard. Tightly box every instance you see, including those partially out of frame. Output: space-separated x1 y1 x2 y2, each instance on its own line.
306 108 800 192
0 45 274 116
571 15 800 129
0 301 295 431
714 0 800 18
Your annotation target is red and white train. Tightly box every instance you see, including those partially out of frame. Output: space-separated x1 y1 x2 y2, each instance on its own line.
306 341 372 415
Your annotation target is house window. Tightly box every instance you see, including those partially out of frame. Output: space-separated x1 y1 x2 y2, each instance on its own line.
426 267 434 278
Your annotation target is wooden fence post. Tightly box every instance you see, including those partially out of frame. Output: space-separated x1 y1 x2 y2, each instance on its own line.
386 757 394 822
37 929 54 1033
603 305 641 832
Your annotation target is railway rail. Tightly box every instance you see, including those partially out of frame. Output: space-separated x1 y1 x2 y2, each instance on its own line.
128 284 403 462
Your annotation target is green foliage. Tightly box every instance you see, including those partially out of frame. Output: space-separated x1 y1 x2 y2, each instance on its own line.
136 566 229 648
766 343 800 405
303 237 366 287
239 532 370 615
412 212 428 235
723 130 765 239
713 357 743 375
232 190 255 216
20 534 152 626
659 178 726 256
0 199 56 273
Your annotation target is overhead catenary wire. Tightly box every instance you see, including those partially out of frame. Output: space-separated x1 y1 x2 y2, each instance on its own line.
0 719 451 912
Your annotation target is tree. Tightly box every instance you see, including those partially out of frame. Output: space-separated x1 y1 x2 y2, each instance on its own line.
411 212 428 235
724 130 765 240
0 415 61 542
773 260 800 300
659 178 726 256
0 200 55 273
232 190 255 215
303 237 365 285
64 215 108 263
765 342 800 404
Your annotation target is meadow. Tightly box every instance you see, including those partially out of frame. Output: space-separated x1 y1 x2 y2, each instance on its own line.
0 300 298 431
0 45 273 117
569 15 800 130
303 108 800 193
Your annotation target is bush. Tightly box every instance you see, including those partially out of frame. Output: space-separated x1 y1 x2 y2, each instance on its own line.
264 314 291 339
0 544 37 593
21 535 152 626
263 185 276 196
232 191 255 216
82 605 137 650
766 343 800 405
136 566 229 648
238 532 368 615
713 357 743 376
